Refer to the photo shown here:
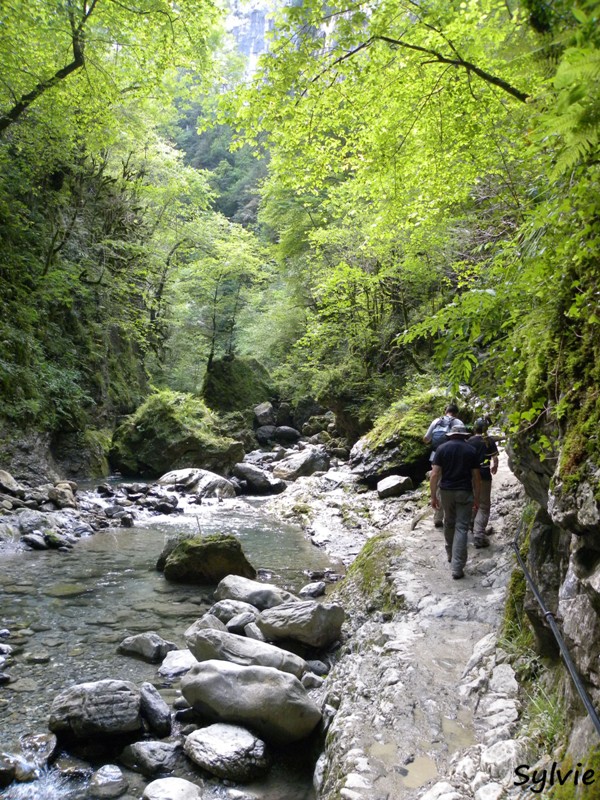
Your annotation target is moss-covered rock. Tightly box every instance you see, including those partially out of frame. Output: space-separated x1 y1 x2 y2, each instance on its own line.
333 531 404 615
348 389 457 487
109 390 244 478
162 533 257 584
201 356 276 414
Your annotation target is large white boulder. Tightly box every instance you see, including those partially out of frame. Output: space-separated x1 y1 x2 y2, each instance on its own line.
185 628 307 678
181 659 321 743
142 777 202 800
184 723 270 781
214 575 299 610
257 600 345 648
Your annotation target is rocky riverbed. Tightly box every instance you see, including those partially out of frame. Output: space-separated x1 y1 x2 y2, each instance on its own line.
0 441 556 800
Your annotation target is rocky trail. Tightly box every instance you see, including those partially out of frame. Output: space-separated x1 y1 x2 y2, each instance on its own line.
268 448 532 800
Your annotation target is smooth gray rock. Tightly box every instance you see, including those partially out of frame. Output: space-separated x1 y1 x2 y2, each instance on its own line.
184 723 270 781
257 601 345 648
157 468 236 500
254 402 276 427
209 599 260 623
376 474 414 498
49 680 142 739
118 632 177 663
226 612 257 634
232 462 286 494
181 660 321 743
272 446 330 481
140 682 172 737
185 628 307 678
214 575 299 610
142 777 202 800
184 614 227 640
120 741 180 776
243 622 266 642
89 764 128 798
158 650 198 679
299 581 327 598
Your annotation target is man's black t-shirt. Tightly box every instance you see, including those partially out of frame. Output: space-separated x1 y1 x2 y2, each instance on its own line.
433 439 479 490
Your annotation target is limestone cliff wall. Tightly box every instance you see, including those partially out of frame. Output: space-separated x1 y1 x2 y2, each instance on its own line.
508 433 600 707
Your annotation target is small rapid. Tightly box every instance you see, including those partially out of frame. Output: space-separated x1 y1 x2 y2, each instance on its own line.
0 490 341 799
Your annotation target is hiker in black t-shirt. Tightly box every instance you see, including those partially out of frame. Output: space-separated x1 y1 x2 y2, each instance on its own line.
423 403 463 528
430 421 481 580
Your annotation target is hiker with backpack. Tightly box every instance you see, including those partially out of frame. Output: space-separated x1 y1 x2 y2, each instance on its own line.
468 417 499 549
423 403 463 527
429 421 481 580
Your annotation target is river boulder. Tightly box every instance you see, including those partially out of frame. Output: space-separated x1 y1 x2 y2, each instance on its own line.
162 534 256 584
214 575 299 610
257 601 346 648
142 777 202 800
272 446 330 481
109 390 244 478
158 650 198 679
185 628 307 678
48 680 143 739
89 764 128 798
181 660 321 744
254 401 276 427
184 614 227 639
208 598 260 622
349 390 451 487
232 462 286 494
120 741 180 776
140 682 172 737
184 723 270 781
156 468 236 499
117 632 177 664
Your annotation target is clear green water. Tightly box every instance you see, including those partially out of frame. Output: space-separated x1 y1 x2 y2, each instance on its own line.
0 495 340 799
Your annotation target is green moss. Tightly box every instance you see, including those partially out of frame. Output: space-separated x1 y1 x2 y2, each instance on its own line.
82 428 112 477
501 501 536 650
337 532 404 615
163 532 257 584
364 388 469 461
201 356 276 413
550 746 600 799
110 389 243 477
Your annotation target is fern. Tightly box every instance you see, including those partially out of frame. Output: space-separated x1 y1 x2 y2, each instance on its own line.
538 45 600 176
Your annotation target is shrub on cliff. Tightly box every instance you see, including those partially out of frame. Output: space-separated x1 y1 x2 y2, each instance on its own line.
110 390 244 478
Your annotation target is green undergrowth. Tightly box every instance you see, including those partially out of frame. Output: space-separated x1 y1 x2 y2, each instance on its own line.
335 531 404 615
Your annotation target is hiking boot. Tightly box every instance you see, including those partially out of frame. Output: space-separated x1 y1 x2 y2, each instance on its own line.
434 520 444 528
452 571 464 580
474 538 490 549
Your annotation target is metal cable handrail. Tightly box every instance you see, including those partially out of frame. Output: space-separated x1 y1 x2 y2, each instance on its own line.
512 520 600 737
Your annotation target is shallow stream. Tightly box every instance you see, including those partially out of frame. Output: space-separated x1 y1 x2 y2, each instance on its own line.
0 493 342 799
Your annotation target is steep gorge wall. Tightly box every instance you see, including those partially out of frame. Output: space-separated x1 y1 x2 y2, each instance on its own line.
508 430 600 713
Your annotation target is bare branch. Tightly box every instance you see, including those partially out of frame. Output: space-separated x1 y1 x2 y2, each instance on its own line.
374 35 530 103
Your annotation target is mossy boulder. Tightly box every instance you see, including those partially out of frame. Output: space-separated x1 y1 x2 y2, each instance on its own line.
162 534 257 585
109 390 244 478
349 390 455 487
201 357 276 414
